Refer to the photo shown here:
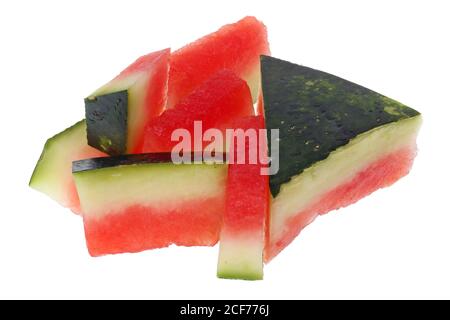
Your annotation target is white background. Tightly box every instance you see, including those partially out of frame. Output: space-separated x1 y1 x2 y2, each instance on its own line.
1 0 449 299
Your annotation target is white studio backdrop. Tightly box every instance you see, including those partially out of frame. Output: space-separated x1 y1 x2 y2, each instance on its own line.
0 0 449 299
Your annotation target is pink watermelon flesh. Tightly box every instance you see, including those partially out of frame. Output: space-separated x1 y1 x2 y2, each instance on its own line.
167 16 270 108
73 156 227 256
141 69 255 153
265 144 417 261
85 199 224 256
217 116 269 280
116 49 169 79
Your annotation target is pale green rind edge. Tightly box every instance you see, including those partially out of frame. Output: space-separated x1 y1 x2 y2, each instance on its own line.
29 119 85 188
217 270 263 281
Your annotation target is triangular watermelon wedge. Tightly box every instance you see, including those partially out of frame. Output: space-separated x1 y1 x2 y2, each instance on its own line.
261 56 422 261
167 16 270 108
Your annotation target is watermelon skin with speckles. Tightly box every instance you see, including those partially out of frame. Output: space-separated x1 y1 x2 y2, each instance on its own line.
167 16 270 108
85 49 170 155
261 56 422 261
217 116 269 281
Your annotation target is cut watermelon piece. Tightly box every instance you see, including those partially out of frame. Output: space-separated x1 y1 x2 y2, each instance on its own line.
261 56 422 261
167 16 270 108
72 153 227 256
29 120 106 213
85 48 170 155
217 116 269 281
142 70 255 153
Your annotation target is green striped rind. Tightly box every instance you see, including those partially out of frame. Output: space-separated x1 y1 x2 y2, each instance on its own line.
261 55 421 197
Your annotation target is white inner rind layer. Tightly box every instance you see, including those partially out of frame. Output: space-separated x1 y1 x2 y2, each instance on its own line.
74 163 228 219
29 121 104 207
243 63 262 104
270 115 422 243
217 235 264 280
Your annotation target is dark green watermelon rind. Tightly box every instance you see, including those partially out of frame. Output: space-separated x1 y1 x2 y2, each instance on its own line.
72 152 228 173
85 90 128 156
261 55 421 197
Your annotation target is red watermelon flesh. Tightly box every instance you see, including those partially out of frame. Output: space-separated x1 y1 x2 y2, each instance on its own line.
73 153 228 256
265 144 418 262
217 116 269 280
141 70 255 153
116 50 169 79
114 49 171 129
167 16 270 108
260 55 422 262
85 198 224 256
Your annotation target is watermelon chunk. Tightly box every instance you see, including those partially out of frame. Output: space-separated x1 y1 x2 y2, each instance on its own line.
29 120 106 213
30 50 169 211
142 70 255 153
261 56 422 261
85 48 170 155
73 153 227 256
217 116 269 280
167 16 270 108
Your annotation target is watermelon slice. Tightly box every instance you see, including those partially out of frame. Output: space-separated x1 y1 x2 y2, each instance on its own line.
167 16 270 108
72 153 227 256
85 48 170 155
217 116 269 281
29 120 106 213
142 70 255 153
261 56 422 261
